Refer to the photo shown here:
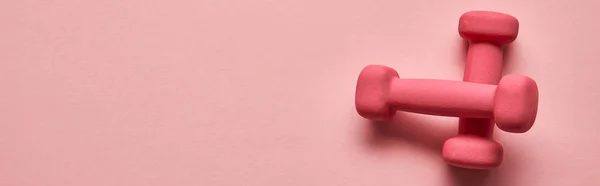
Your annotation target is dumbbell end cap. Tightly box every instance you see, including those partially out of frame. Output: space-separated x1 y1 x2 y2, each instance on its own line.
442 136 503 170
459 11 519 45
494 74 539 133
355 65 398 121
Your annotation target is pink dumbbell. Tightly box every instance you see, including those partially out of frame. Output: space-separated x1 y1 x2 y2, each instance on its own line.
355 65 538 133
443 11 520 169
459 11 519 83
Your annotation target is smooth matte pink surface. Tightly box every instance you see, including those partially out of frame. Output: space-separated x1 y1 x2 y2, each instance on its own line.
451 10 515 169
356 65 538 133
443 136 504 170
388 77 496 117
1 0 598 186
459 11 519 44
356 64 536 169
463 43 505 84
494 75 539 133
355 65 399 121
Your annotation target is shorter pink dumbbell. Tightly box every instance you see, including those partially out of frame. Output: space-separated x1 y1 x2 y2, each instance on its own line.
355 65 538 133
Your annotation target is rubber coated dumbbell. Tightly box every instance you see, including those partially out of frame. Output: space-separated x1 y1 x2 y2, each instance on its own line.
355 65 538 133
443 11 520 170
459 10 518 83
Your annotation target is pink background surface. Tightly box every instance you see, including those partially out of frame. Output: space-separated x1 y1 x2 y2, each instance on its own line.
1 0 598 185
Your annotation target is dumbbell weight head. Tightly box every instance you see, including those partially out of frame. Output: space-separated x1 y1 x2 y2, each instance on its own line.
459 11 519 45
494 74 539 133
355 65 399 121
442 135 503 169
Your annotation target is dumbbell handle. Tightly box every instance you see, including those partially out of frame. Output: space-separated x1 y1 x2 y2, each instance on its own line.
464 42 504 84
388 78 496 117
461 42 506 136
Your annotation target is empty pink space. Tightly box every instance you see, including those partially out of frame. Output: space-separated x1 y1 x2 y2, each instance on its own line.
0 0 598 185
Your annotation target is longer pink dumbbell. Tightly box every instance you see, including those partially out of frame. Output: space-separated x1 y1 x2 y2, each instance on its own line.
443 11 520 170
355 65 538 133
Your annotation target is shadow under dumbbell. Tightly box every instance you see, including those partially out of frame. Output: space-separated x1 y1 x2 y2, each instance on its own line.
446 147 523 186
453 38 469 69
503 42 518 75
363 112 457 154
361 111 502 185
447 165 490 186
